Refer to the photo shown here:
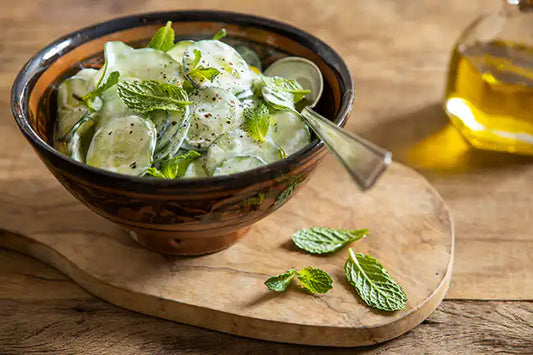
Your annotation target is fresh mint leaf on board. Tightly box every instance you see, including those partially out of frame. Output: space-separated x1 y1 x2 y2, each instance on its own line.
264 269 296 292
148 21 175 52
292 227 368 254
117 80 191 113
244 102 270 142
186 49 221 84
146 150 201 179
265 267 333 294
344 248 407 312
212 28 227 41
296 267 333 294
81 71 120 112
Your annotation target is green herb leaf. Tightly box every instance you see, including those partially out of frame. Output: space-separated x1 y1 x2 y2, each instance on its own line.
296 267 333 294
185 49 220 84
146 150 201 179
188 67 220 83
244 102 270 142
292 227 368 254
264 269 296 292
345 248 407 311
254 75 311 111
117 80 191 113
148 21 175 52
212 28 227 41
81 71 120 112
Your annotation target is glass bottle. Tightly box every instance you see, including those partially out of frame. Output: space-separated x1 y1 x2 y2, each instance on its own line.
444 0 533 155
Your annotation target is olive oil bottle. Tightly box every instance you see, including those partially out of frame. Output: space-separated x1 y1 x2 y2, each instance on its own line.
444 1 533 155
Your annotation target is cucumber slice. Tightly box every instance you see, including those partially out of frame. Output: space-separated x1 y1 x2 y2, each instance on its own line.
55 68 98 141
212 156 266 176
205 128 281 175
94 85 132 131
154 109 191 162
268 110 311 156
149 110 170 139
67 114 96 163
183 156 208 178
184 87 243 149
166 40 194 62
97 41 184 86
234 45 262 71
182 40 254 94
86 115 156 176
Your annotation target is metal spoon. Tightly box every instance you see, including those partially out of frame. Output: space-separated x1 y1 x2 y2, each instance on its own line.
264 57 392 190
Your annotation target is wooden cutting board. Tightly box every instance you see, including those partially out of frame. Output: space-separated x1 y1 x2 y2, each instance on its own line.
0 157 453 347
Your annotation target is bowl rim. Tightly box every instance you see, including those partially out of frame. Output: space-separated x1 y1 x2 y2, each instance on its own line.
11 10 354 190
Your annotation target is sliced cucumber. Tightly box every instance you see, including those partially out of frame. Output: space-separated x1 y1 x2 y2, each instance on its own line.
86 115 156 176
166 40 194 62
149 110 170 139
67 114 96 163
153 109 191 162
183 156 208 178
94 85 132 131
234 45 262 71
97 41 184 86
212 156 266 176
182 40 254 94
205 128 281 175
55 68 99 141
268 110 311 156
184 87 243 150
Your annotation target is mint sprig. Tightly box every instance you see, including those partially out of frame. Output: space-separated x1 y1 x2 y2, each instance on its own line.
344 248 406 312
146 150 201 179
185 49 220 84
148 21 175 52
264 269 296 292
81 71 120 112
117 80 191 113
292 227 368 254
244 102 270 142
265 267 333 294
212 28 227 41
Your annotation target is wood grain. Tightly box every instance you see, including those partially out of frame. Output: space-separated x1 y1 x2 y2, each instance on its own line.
0 0 529 301
0 250 531 355
0 158 453 346
1 0 532 352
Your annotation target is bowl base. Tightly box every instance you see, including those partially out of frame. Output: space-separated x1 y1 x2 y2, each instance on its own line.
128 227 249 255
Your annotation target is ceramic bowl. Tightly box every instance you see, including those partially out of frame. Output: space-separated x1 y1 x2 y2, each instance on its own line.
11 10 354 255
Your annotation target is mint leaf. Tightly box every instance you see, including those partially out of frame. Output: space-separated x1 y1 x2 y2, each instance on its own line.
292 227 368 254
117 80 191 113
185 49 220 84
212 28 227 41
244 102 270 142
81 71 120 112
188 67 220 83
264 269 296 292
296 267 333 294
255 75 311 111
345 248 406 312
148 21 175 52
146 150 201 179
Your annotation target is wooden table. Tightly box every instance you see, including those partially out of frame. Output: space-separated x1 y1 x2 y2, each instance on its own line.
1 0 531 353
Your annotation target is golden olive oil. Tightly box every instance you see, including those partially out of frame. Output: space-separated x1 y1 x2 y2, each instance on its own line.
444 41 533 155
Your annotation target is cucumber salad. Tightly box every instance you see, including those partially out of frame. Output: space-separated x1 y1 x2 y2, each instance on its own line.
54 23 312 178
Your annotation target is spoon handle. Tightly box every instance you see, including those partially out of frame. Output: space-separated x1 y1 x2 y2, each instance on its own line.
301 107 392 190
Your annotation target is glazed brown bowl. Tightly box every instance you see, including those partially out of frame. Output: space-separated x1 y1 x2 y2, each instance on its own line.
11 11 354 255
